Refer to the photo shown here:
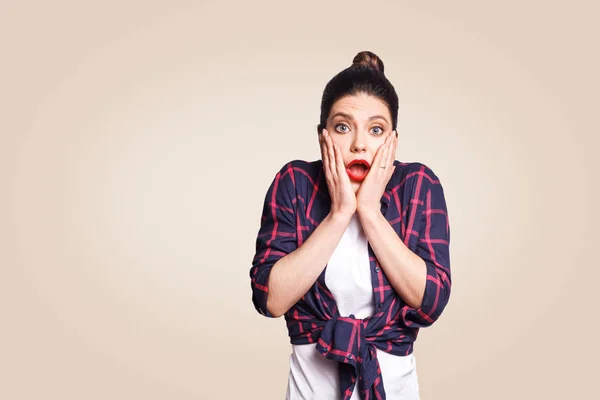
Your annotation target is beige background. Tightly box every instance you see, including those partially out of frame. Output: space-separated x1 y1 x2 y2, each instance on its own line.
1 1 598 399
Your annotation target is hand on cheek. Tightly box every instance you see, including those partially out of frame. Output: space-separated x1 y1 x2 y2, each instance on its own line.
319 129 357 218
356 131 397 215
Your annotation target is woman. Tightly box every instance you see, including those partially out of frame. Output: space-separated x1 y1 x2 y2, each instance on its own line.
250 51 451 400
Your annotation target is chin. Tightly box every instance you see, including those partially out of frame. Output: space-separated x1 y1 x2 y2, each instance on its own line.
351 181 361 193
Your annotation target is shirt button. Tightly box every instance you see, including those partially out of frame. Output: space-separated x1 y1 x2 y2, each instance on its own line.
348 354 353 360
375 267 380 272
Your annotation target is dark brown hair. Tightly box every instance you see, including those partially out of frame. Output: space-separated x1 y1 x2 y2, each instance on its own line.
317 51 399 133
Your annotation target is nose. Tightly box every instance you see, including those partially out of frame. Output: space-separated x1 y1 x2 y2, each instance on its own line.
351 132 367 153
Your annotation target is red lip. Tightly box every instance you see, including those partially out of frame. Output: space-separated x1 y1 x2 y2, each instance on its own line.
346 159 371 182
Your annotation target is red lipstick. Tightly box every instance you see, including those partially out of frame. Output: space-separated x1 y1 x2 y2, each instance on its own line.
346 159 371 182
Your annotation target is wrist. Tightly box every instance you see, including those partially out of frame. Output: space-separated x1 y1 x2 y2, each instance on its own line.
356 206 381 220
328 210 354 225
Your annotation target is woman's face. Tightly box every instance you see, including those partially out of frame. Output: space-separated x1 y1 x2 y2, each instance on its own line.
323 92 396 193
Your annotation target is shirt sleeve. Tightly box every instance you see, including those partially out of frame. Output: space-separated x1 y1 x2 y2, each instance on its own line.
401 166 451 328
249 162 298 318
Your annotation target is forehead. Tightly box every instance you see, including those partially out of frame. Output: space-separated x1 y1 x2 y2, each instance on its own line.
329 93 391 121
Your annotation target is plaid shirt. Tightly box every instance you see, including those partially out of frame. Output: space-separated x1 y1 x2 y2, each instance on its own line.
250 159 451 400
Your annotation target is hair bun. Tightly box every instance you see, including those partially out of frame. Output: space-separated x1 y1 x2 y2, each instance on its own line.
352 51 384 74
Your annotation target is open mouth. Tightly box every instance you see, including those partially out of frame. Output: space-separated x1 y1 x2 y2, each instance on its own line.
346 159 371 182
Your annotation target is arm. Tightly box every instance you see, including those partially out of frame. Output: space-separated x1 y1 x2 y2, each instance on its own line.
265 212 351 317
250 161 354 318
360 167 451 327
251 131 358 318
358 210 427 309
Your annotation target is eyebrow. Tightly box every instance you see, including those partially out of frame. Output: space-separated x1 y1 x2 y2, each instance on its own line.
330 112 389 124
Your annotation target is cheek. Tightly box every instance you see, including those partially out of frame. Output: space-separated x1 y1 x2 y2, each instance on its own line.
368 138 385 155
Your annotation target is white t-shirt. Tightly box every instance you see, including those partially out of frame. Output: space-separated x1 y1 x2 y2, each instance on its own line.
285 213 421 400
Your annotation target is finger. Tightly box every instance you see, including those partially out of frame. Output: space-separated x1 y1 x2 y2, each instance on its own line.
319 131 329 169
386 132 397 178
372 135 390 173
386 131 396 166
379 141 390 175
380 132 396 173
334 143 348 181
320 132 334 185
325 130 338 180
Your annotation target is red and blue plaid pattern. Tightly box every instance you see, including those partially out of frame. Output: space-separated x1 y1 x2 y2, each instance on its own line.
250 159 451 400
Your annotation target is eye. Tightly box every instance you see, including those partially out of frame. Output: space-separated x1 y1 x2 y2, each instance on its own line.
371 126 384 135
335 123 350 134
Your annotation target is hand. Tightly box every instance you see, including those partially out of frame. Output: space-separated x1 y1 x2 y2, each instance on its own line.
356 131 397 216
319 129 356 219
